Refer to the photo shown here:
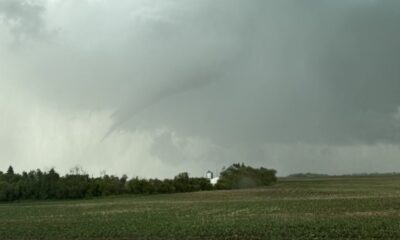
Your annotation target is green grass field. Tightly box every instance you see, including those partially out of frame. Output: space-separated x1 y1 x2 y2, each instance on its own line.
1 176 400 239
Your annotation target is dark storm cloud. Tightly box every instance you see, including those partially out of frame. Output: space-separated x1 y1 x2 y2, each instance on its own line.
0 0 46 40
4 0 400 146
126 0 400 146
2 0 400 176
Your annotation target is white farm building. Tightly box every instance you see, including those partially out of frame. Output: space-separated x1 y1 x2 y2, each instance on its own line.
210 177 219 185
206 170 219 185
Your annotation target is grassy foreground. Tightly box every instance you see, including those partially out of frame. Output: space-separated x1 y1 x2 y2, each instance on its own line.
1 176 400 239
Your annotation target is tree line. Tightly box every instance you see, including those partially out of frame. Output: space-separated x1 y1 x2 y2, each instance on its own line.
0 164 277 202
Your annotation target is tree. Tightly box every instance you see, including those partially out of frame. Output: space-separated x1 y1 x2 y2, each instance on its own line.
174 172 191 192
0 181 13 201
215 163 277 190
6 166 14 176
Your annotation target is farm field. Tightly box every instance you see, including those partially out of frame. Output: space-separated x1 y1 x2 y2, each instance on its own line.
1 176 400 239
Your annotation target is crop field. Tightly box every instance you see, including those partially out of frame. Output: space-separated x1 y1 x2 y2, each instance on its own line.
1 176 400 239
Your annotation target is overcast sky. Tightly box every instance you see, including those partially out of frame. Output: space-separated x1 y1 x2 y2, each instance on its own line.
1 0 400 178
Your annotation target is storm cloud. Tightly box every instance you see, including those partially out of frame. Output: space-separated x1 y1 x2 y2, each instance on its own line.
1 0 400 177
0 0 47 41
